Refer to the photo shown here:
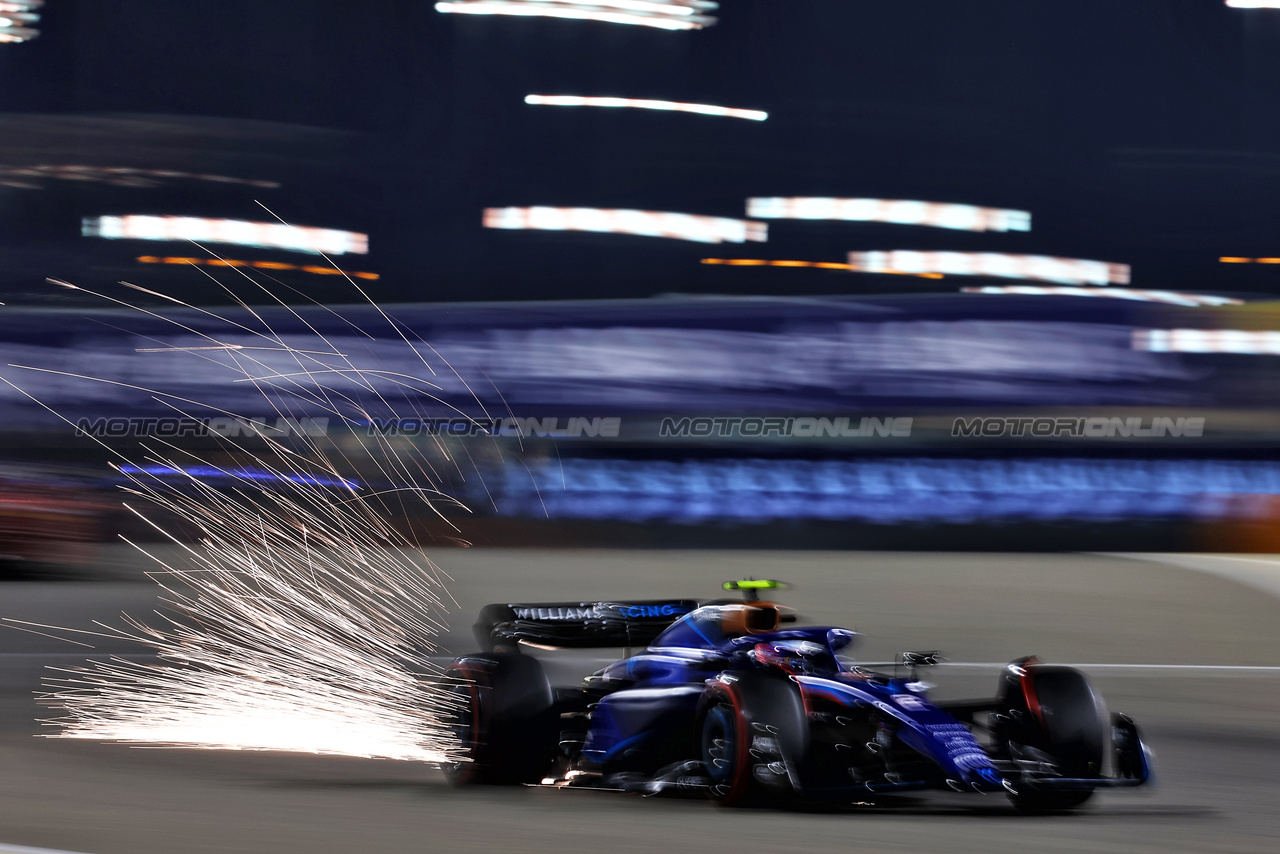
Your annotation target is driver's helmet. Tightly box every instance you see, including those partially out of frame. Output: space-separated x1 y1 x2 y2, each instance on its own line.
752 638 829 674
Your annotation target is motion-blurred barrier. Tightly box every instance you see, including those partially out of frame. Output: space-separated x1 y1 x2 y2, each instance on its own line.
0 297 1233 431
0 164 279 190
0 319 1190 422
496 457 1280 524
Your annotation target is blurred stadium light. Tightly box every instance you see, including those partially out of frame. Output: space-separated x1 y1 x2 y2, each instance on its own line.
850 251 1130 285
748 198 1030 232
526 95 765 121
136 255 379 280
1134 328 1280 355
484 206 767 243
82 216 369 255
1226 2 1280 8
435 1 718 30
964 285 1241 307
1219 257 1280 264
0 0 41 44
702 258 852 270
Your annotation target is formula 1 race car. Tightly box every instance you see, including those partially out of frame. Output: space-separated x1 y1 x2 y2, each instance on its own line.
441 581 1152 813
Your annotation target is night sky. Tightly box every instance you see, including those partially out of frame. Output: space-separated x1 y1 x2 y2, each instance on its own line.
5 1 1280 304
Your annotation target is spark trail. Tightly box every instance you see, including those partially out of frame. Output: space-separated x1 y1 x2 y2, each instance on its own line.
3 269 483 762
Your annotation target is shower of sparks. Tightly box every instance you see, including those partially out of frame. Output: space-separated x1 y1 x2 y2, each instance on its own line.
1 257 488 763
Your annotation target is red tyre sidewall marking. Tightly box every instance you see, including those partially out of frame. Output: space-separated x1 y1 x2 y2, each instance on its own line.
1019 663 1046 732
451 662 486 783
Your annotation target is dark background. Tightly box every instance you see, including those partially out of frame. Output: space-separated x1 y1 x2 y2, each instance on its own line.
6 1 1280 304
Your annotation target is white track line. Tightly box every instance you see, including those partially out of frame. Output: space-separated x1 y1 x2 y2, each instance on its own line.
0 844 100 854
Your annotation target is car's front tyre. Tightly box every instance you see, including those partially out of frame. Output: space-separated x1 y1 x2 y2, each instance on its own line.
995 660 1106 814
697 671 807 806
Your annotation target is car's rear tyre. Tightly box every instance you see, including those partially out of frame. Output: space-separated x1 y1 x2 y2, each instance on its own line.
697 672 807 807
996 661 1106 814
441 653 557 786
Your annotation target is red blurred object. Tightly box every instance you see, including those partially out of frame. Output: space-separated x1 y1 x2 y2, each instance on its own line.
0 481 105 569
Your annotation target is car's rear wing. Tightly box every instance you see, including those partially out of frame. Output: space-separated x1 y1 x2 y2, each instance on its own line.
473 600 700 651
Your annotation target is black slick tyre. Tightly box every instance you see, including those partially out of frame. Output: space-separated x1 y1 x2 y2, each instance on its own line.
997 662 1107 814
697 671 807 807
441 653 557 785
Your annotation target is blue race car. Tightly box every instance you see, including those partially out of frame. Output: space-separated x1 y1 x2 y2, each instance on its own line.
441 580 1152 813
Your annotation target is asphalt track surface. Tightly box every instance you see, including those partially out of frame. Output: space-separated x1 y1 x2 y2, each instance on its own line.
2 549 1278 854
